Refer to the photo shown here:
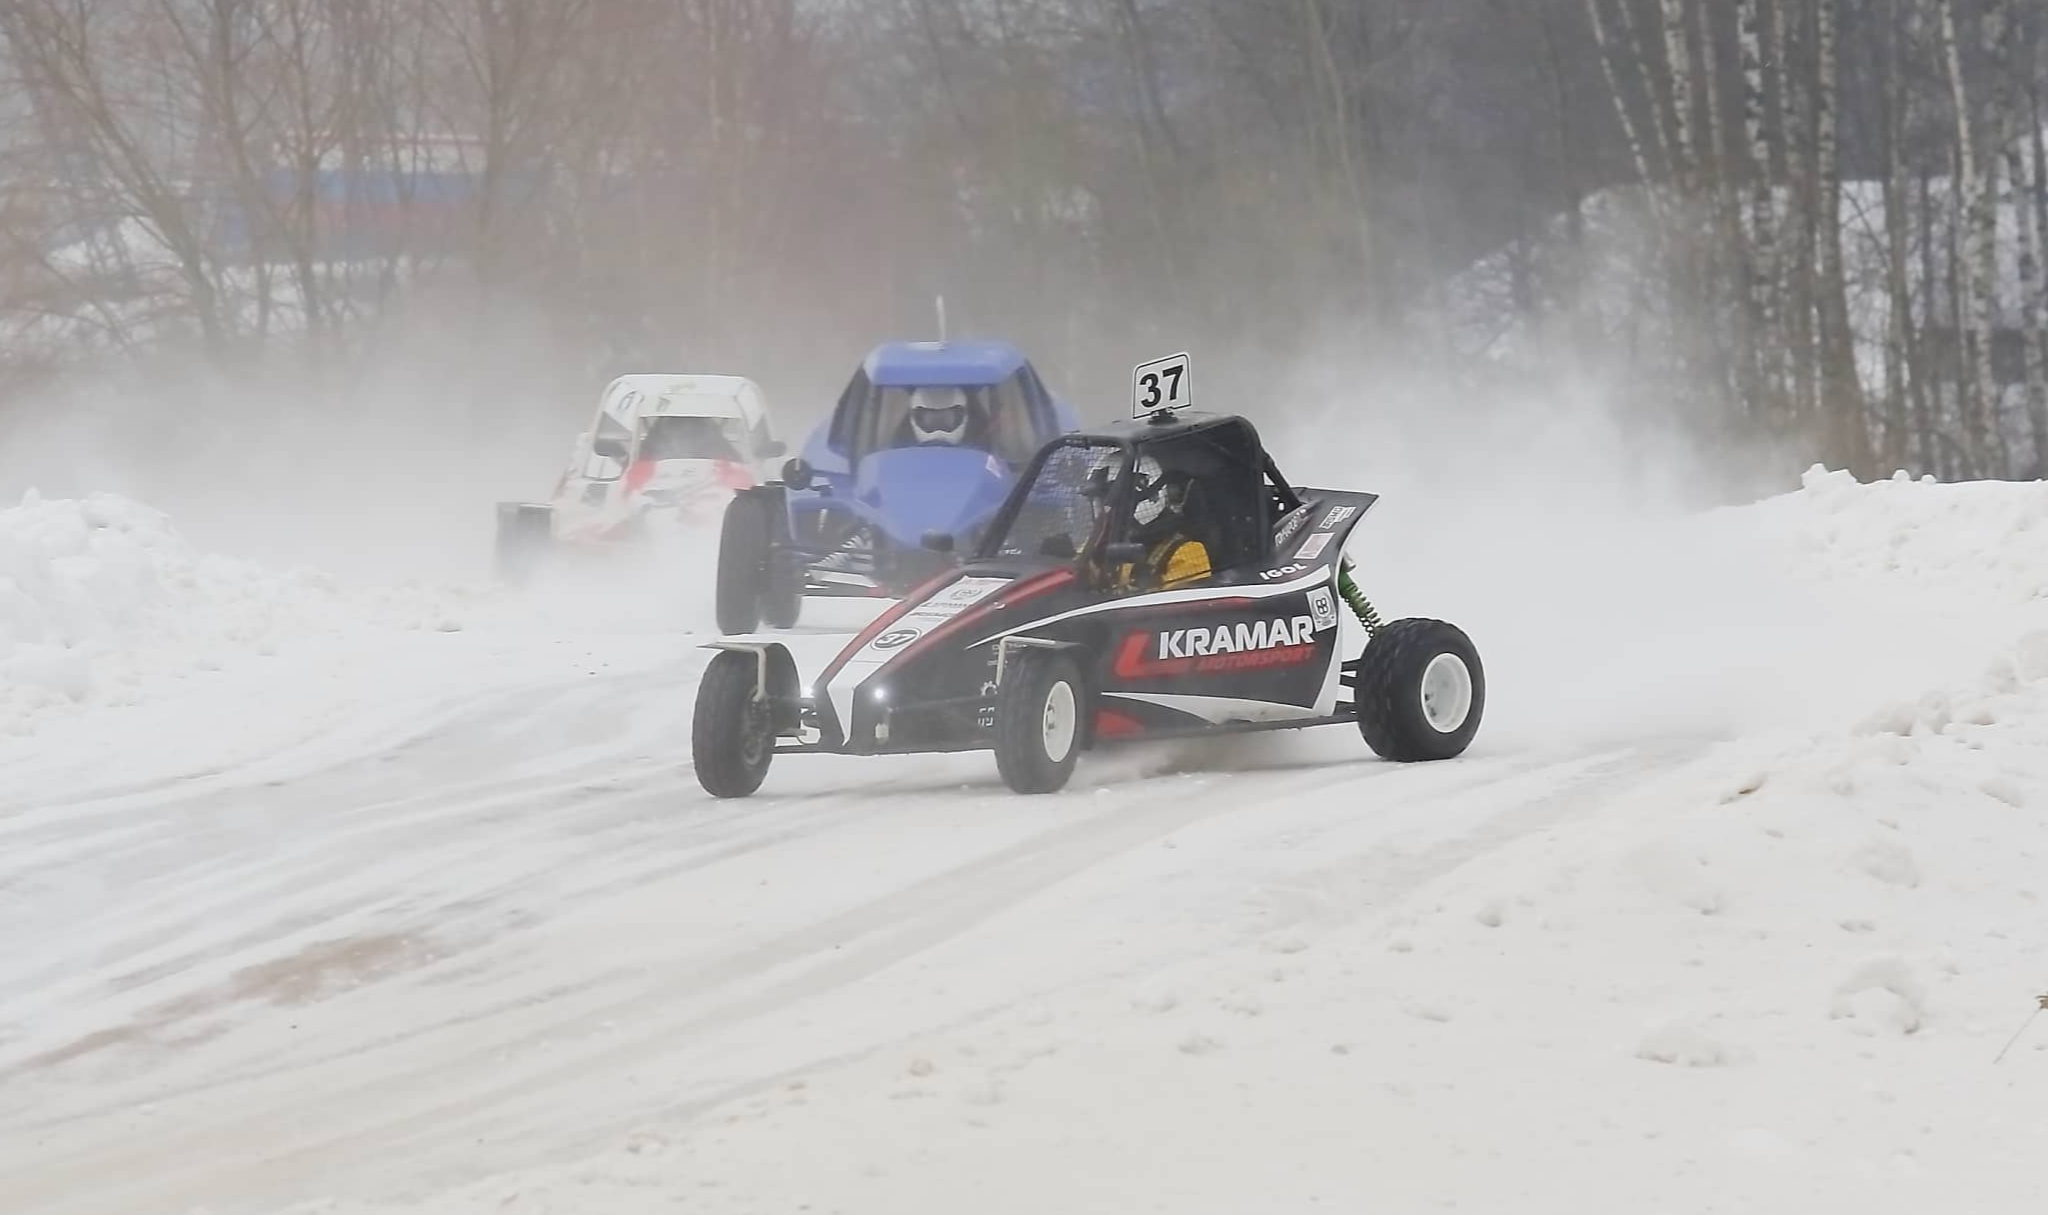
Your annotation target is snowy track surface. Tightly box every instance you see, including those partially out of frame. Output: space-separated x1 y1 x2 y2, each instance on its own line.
7 469 2048 1214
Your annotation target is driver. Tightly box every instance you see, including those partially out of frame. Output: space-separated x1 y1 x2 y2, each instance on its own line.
1088 452 1210 592
905 387 972 446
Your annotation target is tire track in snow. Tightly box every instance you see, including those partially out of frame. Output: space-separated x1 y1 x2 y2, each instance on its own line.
0 742 1610 1215
0 622 1708 1215
0 666 702 1087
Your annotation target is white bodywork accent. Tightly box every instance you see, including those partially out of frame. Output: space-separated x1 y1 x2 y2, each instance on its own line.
1313 628 1348 716
1101 691 1323 725
821 576 1013 731
600 373 768 429
968 569 1329 650
701 634 787 651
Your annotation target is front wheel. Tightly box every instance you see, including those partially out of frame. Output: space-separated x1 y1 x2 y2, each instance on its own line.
693 650 774 798
1355 618 1485 762
993 650 1085 794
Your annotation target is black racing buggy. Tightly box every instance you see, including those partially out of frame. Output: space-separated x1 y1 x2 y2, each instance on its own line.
690 352 1484 798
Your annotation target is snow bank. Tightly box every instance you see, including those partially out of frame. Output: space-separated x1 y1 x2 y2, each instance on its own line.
271 466 2048 1214
0 490 463 735
1757 464 2048 605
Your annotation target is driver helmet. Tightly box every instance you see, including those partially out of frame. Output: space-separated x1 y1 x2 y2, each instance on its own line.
909 387 970 445
1086 451 1186 534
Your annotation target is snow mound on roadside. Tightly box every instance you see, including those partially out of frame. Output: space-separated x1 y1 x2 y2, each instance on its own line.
0 491 464 733
1750 464 2048 610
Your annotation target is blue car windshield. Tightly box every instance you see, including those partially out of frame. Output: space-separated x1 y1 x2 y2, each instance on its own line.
850 381 1047 467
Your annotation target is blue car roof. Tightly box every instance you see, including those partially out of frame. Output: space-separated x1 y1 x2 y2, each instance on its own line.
862 340 1031 387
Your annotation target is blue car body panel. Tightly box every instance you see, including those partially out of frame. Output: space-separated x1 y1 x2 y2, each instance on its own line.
851 447 1020 548
782 340 1079 590
862 340 1029 387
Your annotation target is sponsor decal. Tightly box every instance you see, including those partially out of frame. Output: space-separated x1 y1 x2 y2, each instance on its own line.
1274 506 1310 546
1113 615 1320 679
1258 563 1307 581
878 577 1012 638
1307 586 1339 631
1295 532 1334 561
1160 616 1315 659
842 575 1015 675
1318 504 1358 530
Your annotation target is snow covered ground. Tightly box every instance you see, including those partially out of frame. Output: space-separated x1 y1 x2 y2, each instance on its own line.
6 466 2048 1214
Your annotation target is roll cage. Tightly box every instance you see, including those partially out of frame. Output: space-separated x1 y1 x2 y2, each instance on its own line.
973 413 1308 577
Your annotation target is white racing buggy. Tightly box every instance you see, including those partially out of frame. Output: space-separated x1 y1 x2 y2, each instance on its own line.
495 374 787 582
690 351 1486 797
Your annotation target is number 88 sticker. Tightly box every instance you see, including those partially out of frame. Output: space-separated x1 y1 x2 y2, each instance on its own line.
1132 352 1191 419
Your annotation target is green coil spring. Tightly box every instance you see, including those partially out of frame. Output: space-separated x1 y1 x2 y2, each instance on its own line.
1337 560 1383 635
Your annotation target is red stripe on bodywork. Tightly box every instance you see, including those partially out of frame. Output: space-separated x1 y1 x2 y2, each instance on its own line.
914 567 1074 656
624 459 656 496
1094 707 1145 738
818 566 1076 686
818 568 972 684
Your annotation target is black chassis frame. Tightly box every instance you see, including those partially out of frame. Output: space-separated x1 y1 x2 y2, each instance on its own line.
724 480 957 602
705 410 1384 759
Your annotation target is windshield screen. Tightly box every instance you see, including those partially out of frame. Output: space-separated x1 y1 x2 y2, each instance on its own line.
638 415 745 462
977 438 1127 561
840 381 1046 466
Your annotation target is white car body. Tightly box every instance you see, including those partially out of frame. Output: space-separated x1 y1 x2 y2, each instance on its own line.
549 374 784 542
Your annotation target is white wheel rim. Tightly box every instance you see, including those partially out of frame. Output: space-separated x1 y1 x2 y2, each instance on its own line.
1419 652 1473 734
1042 680 1077 763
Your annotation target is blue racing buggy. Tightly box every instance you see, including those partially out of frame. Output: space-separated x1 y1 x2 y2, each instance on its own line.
715 340 1080 633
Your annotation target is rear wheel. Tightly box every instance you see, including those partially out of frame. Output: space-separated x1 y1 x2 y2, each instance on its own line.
1355 618 1484 762
693 650 774 798
994 650 1085 795
716 496 773 634
762 556 802 629
494 503 553 585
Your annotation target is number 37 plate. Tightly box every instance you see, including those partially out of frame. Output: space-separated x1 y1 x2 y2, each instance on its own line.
1132 352 1191 418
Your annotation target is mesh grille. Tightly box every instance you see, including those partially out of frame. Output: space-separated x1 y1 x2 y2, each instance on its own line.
983 440 1125 560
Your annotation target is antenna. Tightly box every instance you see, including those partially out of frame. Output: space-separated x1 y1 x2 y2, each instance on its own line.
935 295 947 342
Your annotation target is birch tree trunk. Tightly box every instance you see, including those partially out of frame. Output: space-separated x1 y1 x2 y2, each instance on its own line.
1660 0 1697 193
1920 170 1953 476
1300 0 1368 311
1739 0 1779 407
1941 0 2000 472
1783 0 1818 431
1878 0 1922 474
2032 76 2048 474
2003 136 2048 473
1585 0 1660 196
1813 0 1867 472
